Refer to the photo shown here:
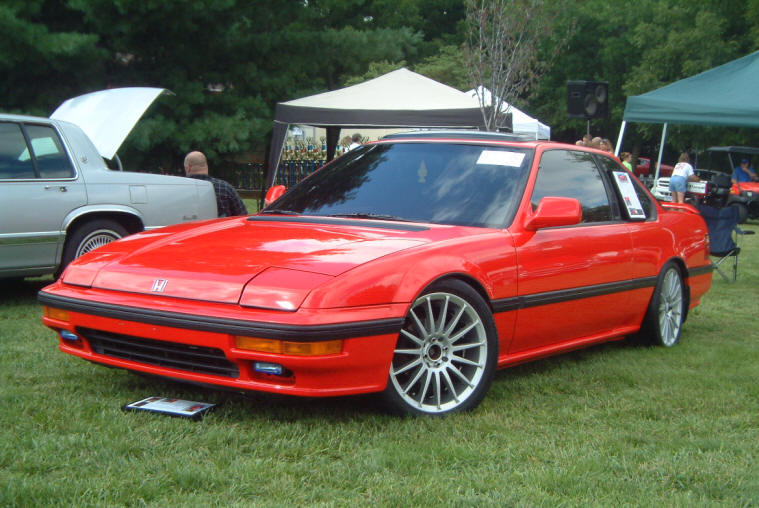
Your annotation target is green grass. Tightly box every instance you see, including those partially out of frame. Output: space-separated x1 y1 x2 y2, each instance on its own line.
242 198 260 214
2 221 758 506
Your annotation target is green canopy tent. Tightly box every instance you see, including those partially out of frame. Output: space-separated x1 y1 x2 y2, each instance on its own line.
616 50 759 179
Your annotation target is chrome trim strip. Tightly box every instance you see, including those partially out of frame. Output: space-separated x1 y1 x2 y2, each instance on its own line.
0 231 63 245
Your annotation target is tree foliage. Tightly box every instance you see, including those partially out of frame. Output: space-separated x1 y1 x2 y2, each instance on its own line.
1 0 757 172
529 0 759 156
463 0 569 131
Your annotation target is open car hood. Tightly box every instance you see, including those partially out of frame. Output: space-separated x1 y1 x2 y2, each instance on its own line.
50 87 169 160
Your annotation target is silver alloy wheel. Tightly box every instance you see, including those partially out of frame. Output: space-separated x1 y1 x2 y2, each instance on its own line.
389 291 489 414
657 267 683 347
75 229 122 257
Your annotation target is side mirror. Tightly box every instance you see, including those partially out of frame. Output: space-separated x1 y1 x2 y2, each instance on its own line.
524 197 582 231
264 185 286 206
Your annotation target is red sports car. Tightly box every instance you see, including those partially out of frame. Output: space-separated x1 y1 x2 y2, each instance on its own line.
39 132 713 415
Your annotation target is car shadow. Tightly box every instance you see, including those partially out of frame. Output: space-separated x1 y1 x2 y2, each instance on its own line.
0 276 54 305
120 371 390 422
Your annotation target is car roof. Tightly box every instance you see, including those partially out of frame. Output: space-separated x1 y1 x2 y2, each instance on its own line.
707 146 759 155
0 112 54 124
382 130 535 142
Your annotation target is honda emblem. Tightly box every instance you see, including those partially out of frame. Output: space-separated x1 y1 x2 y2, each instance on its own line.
151 279 168 292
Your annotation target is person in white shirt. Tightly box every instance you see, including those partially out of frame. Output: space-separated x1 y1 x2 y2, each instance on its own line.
348 133 362 151
669 152 699 203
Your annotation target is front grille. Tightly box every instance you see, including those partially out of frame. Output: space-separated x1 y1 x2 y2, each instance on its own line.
78 327 239 378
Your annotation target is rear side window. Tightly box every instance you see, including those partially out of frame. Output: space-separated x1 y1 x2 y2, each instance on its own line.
0 122 36 179
531 149 612 223
595 155 657 220
24 125 75 179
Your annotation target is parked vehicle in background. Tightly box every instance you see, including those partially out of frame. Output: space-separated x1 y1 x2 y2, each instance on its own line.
635 156 674 178
0 88 218 279
697 146 759 223
40 131 713 416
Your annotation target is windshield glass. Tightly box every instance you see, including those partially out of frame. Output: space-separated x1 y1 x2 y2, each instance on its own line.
266 142 533 228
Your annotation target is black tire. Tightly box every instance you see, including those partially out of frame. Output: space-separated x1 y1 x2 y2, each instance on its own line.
58 219 128 276
729 202 748 224
381 279 498 416
638 262 685 347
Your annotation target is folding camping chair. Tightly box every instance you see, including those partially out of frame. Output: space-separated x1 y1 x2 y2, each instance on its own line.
697 204 755 282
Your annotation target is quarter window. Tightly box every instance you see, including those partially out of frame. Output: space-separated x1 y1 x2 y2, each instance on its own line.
24 125 75 179
595 155 656 220
532 150 612 223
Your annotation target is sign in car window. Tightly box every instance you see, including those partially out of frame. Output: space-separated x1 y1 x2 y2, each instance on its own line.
613 171 646 219
476 150 526 167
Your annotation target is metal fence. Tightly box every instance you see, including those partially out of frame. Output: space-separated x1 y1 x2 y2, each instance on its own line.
214 160 325 191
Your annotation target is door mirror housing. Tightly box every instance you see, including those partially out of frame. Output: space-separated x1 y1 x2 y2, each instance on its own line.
524 197 582 230
264 185 286 206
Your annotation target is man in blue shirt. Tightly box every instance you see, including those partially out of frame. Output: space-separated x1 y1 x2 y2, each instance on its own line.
732 158 758 184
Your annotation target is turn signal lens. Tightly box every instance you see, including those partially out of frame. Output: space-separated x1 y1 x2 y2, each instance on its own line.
43 306 70 322
283 340 342 356
235 336 282 353
234 336 342 356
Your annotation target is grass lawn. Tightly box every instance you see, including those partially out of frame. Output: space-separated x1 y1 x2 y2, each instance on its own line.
1 220 758 506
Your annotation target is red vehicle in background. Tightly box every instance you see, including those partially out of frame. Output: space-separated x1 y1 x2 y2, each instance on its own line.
635 157 674 178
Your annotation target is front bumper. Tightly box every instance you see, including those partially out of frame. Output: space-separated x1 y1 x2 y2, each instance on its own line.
39 287 405 397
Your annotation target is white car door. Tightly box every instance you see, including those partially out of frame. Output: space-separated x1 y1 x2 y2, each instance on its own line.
0 121 86 275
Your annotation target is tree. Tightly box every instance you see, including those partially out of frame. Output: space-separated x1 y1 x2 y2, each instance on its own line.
463 0 567 131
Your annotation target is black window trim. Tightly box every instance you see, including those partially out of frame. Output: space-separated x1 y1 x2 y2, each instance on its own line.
532 148 616 226
591 153 658 223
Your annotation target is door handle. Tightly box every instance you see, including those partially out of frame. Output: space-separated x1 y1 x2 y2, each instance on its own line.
44 186 68 192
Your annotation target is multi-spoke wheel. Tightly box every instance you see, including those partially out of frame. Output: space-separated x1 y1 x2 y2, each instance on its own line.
382 279 497 415
58 219 128 278
640 262 685 347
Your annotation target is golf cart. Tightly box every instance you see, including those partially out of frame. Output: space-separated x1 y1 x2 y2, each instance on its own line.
695 146 759 223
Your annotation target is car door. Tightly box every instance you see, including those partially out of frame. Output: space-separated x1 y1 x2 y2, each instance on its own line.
0 121 86 274
509 148 636 354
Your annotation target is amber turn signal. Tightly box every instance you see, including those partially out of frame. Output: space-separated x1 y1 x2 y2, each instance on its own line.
235 336 342 356
43 306 70 322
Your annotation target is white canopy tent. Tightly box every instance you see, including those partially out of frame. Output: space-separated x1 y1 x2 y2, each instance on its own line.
266 68 490 187
467 87 551 140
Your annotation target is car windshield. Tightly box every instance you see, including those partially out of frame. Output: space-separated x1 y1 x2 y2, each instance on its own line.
266 142 533 228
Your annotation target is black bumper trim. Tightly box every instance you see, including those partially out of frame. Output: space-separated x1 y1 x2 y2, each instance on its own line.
687 264 714 277
491 276 659 313
38 292 404 342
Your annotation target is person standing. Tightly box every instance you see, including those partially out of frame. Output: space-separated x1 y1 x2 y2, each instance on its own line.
348 133 362 151
184 151 248 217
620 152 633 171
669 152 699 204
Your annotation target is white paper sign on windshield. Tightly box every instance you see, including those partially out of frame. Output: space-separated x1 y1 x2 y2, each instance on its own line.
613 171 646 219
476 150 525 167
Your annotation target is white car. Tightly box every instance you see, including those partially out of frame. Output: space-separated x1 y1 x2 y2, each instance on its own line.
0 88 218 279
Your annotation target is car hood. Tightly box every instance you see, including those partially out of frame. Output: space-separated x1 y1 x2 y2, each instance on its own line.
50 87 169 160
64 217 434 305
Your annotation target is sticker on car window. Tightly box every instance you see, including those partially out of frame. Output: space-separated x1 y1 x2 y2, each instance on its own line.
476 150 525 167
613 171 646 220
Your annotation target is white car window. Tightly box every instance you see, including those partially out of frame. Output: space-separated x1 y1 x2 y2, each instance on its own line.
0 122 36 179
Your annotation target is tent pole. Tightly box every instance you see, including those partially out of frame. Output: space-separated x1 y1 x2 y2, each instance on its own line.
654 123 668 181
614 121 626 157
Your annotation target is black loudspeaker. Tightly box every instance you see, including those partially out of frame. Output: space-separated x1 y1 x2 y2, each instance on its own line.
567 81 609 119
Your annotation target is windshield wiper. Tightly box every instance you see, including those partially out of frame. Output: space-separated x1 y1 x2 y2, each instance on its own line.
259 209 302 215
329 213 413 222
